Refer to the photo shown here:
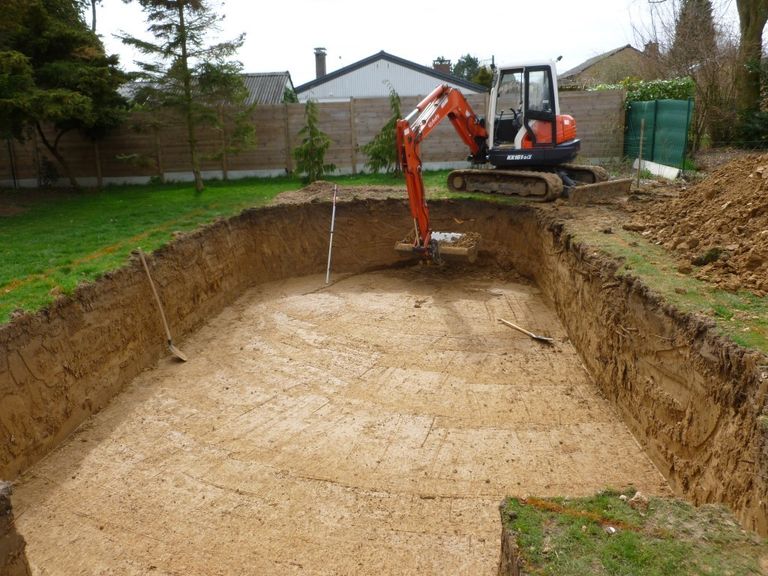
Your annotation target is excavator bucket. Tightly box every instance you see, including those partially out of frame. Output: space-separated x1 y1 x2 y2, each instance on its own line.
395 231 480 263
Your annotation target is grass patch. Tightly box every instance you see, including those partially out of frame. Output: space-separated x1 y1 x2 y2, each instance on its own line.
573 227 768 354
0 171 434 323
501 490 768 576
0 176 306 323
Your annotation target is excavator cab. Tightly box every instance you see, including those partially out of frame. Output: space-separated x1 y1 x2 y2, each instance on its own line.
492 69 524 145
487 63 580 167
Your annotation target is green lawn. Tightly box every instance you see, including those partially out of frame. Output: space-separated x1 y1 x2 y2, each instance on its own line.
0 177 307 320
0 172 446 323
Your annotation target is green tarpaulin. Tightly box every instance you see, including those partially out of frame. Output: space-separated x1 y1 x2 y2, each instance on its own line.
624 99 694 169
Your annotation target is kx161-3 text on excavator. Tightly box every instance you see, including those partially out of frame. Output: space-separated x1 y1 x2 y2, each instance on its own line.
394 60 631 262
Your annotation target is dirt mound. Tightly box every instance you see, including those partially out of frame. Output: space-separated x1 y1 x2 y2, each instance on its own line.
634 154 768 295
271 180 405 205
693 147 755 172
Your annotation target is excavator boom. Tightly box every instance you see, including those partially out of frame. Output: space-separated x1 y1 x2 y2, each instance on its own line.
395 85 486 261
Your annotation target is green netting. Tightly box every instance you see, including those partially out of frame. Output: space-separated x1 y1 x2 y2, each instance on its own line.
624 99 694 169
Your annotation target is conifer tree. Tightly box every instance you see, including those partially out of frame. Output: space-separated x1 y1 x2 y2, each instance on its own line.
119 0 249 192
293 100 335 183
0 0 126 187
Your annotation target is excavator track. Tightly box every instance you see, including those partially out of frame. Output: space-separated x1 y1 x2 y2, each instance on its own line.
447 164 630 202
447 169 564 201
559 163 610 184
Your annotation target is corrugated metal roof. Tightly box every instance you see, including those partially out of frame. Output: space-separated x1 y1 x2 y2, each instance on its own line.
241 72 294 105
118 72 294 106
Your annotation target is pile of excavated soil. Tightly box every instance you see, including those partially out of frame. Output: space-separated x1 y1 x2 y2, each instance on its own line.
270 180 406 205
692 147 755 171
631 154 768 295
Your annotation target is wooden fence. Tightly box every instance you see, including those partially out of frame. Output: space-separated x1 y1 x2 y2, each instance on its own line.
0 90 626 188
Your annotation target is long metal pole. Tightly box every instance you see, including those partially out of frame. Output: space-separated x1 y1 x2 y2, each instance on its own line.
325 185 338 284
636 118 645 190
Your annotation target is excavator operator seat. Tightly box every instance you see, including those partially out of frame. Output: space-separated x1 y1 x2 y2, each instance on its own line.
495 112 520 144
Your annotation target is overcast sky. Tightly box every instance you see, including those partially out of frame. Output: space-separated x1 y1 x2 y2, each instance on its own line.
96 0 740 87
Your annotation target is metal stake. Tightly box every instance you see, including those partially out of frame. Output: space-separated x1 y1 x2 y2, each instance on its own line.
636 118 645 190
325 185 338 284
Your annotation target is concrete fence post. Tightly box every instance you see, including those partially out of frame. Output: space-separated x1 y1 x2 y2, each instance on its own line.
283 103 293 174
349 98 358 174
93 139 103 189
153 125 165 183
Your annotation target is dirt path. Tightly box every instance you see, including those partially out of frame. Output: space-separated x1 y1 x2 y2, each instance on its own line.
13 266 669 575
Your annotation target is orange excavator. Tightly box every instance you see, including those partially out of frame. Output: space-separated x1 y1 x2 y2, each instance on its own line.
394 60 630 262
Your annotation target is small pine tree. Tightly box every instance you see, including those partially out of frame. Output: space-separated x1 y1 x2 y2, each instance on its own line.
361 88 401 174
293 99 335 182
472 66 494 89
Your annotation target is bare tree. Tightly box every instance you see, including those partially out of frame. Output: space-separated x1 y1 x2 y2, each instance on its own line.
632 0 740 147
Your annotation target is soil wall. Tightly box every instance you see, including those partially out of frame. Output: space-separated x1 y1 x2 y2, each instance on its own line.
1 199 766 533
497 519 526 576
514 212 768 534
0 482 31 576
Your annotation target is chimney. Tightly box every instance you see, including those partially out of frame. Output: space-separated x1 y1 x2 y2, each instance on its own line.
433 57 451 75
314 47 327 79
644 42 660 59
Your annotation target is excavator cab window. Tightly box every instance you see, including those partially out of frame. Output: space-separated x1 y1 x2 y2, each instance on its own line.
526 69 553 115
522 67 557 147
524 69 555 121
494 70 524 144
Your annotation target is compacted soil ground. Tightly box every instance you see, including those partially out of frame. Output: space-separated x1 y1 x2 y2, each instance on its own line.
12 266 668 575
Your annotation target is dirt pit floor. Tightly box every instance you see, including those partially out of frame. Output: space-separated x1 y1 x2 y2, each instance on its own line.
11 265 670 575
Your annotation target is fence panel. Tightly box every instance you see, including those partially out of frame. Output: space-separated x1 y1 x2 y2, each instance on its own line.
0 91 625 188
624 99 694 169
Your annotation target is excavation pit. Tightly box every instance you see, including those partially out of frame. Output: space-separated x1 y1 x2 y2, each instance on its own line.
2 194 766 574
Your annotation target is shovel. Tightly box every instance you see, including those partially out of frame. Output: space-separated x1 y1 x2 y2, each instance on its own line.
498 318 554 344
138 249 188 362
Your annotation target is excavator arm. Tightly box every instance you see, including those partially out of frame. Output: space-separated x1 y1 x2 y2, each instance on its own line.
395 85 488 257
